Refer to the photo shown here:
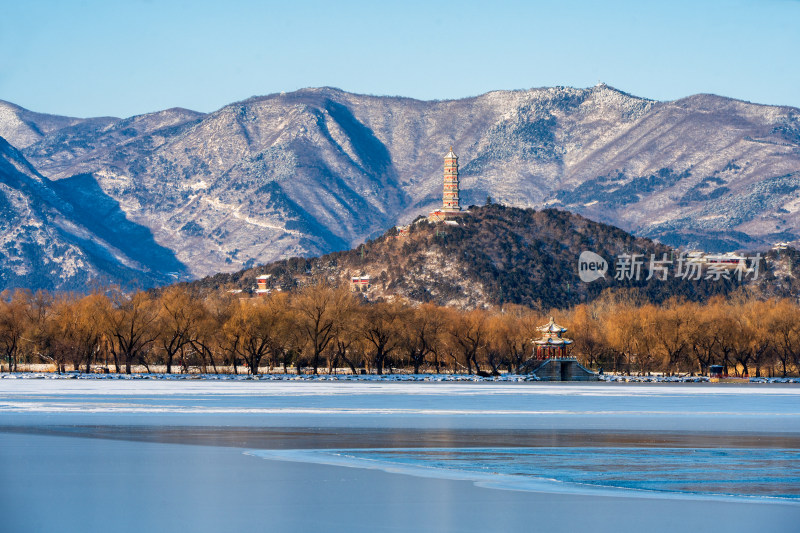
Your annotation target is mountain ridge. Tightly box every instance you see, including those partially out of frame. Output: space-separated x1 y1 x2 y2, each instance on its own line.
0 85 798 290
0 135 188 291
187 204 764 310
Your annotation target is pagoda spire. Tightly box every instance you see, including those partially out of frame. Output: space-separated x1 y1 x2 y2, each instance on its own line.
442 147 461 212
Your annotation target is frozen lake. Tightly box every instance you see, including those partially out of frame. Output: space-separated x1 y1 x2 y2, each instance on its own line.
273 446 800 500
1 380 800 532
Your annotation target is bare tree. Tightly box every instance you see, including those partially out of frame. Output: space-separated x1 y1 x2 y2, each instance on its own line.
685 300 722 375
105 291 159 374
488 305 538 374
361 301 405 375
157 286 203 374
328 292 361 374
292 284 345 374
447 309 488 375
567 304 605 371
400 303 444 374
50 292 109 373
0 290 29 372
225 293 289 376
189 292 238 374
770 299 800 377
651 299 690 374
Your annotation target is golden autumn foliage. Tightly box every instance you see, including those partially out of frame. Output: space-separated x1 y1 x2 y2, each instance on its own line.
0 286 799 376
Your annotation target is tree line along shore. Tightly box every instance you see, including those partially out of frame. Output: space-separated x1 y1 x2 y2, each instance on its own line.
1 284 799 378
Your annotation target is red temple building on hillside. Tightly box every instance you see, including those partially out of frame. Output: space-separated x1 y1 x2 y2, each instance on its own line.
429 147 465 222
351 275 371 292
255 275 271 295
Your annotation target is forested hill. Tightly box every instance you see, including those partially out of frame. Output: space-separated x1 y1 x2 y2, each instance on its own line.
187 205 766 309
2 85 799 290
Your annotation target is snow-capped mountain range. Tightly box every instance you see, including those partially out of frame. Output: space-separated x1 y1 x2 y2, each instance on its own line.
0 84 798 290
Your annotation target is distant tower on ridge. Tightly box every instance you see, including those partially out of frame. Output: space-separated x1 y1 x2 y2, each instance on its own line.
442 146 461 212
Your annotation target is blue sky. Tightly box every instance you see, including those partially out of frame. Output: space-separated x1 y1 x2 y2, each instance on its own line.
1 0 798 118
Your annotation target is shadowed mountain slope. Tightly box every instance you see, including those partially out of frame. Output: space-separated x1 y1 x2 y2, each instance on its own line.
0 136 187 291
0 86 798 288
191 205 752 309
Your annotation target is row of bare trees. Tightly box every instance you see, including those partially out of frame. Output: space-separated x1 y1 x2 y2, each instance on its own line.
1 286 799 376
567 292 800 377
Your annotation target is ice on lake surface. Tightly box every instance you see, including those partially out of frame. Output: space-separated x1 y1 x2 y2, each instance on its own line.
3 380 800 421
317 446 800 501
3 380 800 532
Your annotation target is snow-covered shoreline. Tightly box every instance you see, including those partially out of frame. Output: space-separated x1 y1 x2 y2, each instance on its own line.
3 379 800 435
2 371 798 384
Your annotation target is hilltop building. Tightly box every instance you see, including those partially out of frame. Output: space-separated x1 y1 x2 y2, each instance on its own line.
392 225 410 238
429 147 465 222
442 147 461 212
255 275 271 295
351 275 371 292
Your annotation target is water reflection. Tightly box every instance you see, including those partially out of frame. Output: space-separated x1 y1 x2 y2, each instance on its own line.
3 425 800 450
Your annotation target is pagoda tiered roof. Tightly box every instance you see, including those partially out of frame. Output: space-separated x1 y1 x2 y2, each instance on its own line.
534 317 573 346
538 316 567 334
